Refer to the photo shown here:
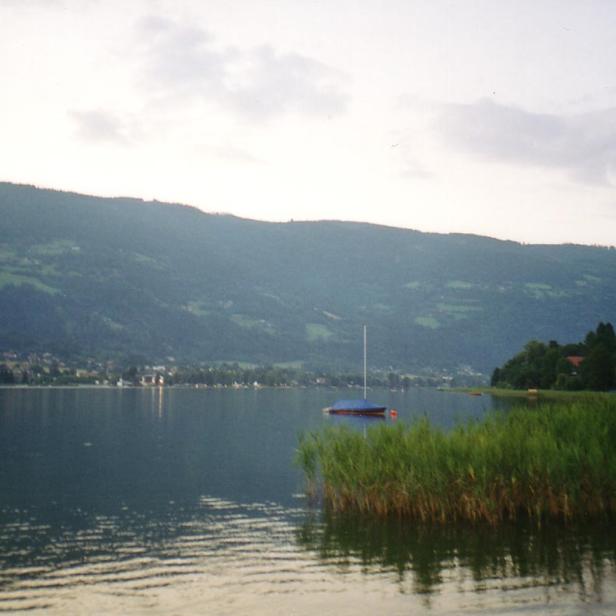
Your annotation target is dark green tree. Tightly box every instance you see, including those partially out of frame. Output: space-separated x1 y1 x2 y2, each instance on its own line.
491 322 616 391
0 364 15 384
581 343 615 391
490 367 501 387
539 346 561 388
122 366 138 381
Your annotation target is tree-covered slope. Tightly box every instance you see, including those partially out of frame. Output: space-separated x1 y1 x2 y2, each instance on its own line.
1 182 615 371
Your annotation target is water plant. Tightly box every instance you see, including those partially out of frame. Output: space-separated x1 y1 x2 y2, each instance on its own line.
296 399 616 524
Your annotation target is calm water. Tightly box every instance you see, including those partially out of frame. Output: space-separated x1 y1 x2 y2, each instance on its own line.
0 387 614 615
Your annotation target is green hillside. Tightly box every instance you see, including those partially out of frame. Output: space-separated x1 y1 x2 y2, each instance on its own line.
1 182 615 372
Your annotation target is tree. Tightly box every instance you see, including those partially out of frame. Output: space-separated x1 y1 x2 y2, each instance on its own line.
490 322 616 391
0 364 15 384
539 346 561 388
122 366 138 382
388 372 400 389
596 322 616 349
581 343 615 391
580 322 616 390
490 368 501 387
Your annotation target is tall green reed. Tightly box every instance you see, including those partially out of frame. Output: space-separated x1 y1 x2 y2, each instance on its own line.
296 399 616 524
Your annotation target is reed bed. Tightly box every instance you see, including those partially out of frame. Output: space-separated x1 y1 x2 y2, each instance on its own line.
296 399 616 524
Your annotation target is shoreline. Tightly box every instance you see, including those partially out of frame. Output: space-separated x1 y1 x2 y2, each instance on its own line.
444 386 614 400
0 383 430 391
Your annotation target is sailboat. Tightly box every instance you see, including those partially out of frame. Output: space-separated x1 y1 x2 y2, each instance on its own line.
324 325 387 416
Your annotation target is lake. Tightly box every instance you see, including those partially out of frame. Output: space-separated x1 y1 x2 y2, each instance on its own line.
1 387 614 615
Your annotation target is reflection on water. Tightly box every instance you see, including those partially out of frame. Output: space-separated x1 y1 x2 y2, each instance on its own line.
297 512 616 603
1 387 614 614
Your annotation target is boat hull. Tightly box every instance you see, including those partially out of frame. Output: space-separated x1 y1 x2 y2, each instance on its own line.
325 407 386 416
324 399 387 415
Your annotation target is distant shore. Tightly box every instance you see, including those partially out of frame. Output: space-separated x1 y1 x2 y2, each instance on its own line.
0 383 417 391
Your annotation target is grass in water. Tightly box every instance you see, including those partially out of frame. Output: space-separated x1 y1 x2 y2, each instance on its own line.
296 399 616 524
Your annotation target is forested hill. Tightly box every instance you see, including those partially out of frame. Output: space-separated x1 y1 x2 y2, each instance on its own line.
1 181 615 373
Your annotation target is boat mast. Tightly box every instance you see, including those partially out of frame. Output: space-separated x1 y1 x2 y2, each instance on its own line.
363 324 367 400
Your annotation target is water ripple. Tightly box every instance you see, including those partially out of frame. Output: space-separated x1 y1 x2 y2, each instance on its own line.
1 496 615 615
0 499 338 613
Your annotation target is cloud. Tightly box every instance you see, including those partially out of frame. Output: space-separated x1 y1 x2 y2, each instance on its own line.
436 100 616 185
387 123 433 181
0 0 62 5
70 110 136 144
0 0 97 8
136 16 349 120
196 144 262 165
398 158 431 180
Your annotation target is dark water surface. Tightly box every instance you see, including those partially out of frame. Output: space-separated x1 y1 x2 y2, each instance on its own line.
0 387 614 614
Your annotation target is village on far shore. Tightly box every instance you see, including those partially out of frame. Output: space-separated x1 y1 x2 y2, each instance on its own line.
0 350 484 390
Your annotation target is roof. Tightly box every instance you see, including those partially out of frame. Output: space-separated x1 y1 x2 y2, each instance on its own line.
566 356 584 368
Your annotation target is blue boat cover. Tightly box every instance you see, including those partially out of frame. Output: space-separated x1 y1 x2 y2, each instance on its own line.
330 399 385 411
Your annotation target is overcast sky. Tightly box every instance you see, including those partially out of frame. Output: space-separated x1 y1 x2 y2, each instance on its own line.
2 0 616 245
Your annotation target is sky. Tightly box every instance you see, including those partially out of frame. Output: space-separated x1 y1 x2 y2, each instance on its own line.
1 0 616 245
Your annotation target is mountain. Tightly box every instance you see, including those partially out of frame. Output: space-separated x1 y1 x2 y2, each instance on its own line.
1 182 615 373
